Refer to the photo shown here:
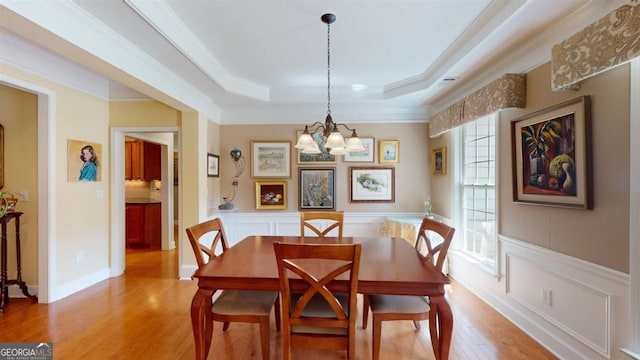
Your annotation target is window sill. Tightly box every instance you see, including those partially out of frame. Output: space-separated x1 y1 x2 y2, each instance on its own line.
450 249 498 277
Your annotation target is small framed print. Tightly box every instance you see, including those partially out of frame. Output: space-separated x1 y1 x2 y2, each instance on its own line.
251 141 291 178
379 140 399 163
344 137 375 162
432 147 446 175
299 167 335 210
349 166 395 203
255 181 287 210
207 153 219 177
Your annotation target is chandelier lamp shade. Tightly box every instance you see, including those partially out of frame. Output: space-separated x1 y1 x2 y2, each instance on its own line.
294 13 365 156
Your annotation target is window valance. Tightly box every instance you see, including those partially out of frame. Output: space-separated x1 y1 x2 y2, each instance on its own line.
551 3 640 91
429 73 526 137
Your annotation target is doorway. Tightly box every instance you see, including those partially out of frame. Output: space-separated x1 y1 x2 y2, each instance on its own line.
111 127 180 278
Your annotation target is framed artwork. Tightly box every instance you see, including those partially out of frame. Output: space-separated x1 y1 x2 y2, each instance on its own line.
432 147 446 175
67 139 102 182
511 95 592 209
299 167 335 210
379 140 399 163
255 181 287 209
344 137 375 162
173 151 179 185
207 153 219 177
349 166 395 203
0 124 3 189
251 141 291 178
296 130 336 164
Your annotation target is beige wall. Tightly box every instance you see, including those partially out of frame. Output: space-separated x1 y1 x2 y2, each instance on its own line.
430 62 630 273
2 63 112 288
110 100 181 127
500 62 630 272
219 123 430 212
55 82 111 286
0 84 39 285
427 131 452 217
207 120 221 215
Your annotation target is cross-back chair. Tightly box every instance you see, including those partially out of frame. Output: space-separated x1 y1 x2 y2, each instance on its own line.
362 217 455 360
300 210 344 238
186 218 280 360
273 242 361 360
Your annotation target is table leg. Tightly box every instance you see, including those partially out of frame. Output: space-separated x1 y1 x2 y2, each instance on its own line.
14 216 37 302
191 288 214 360
0 220 7 312
429 295 453 360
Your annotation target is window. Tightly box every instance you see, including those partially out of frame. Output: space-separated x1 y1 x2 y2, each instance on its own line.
460 115 497 269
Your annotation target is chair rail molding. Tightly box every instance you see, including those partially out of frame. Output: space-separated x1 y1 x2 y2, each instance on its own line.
178 211 423 279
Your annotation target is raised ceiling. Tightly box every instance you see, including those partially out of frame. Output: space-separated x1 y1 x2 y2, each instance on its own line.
0 0 629 124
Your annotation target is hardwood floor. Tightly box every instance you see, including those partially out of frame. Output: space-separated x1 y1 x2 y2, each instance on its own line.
0 248 557 359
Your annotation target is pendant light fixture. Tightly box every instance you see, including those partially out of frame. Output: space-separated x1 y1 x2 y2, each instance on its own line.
295 13 364 156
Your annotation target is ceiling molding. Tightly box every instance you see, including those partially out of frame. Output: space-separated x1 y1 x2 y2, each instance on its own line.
383 0 527 99
0 1 219 120
429 0 629 113
125 0 270 102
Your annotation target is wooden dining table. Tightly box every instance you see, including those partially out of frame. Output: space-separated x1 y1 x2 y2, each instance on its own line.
191 235 453 360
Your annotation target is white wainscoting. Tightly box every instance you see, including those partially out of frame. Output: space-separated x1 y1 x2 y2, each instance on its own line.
179 211 422 279
449 235 630 360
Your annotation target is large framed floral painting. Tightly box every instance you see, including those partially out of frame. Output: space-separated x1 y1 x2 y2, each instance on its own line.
511 96 592 209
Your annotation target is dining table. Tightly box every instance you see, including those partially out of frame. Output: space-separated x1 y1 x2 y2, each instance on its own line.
191 235 453 360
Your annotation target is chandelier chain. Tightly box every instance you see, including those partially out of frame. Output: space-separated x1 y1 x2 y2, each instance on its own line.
327 18 331 116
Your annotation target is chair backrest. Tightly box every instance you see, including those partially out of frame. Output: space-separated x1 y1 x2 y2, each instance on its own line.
273 242 361 331
185 217 230 268
414 217 455 272
300 211 344 238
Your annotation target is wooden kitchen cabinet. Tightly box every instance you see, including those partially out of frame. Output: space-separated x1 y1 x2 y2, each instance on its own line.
124 138 161 181
125 203 161 249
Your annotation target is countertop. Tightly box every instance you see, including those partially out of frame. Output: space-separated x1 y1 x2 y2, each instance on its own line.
125 198 161 204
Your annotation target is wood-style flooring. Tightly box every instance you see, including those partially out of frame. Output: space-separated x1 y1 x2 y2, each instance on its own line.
0 248 557 359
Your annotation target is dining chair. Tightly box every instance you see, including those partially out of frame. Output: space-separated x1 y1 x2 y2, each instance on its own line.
186 218 280 360
300 210 344 238
273 242 361 360
361 217 455 360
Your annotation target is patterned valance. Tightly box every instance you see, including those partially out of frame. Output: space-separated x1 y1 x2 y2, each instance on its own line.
429 73 526 137
551 3 640 91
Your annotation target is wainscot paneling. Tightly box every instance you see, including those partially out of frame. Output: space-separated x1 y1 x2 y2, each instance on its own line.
179 212 423 279
449 235 630 360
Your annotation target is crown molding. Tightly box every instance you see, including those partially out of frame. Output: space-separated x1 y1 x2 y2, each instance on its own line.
125 0 269 102
429 0 629 114
0 1 219 120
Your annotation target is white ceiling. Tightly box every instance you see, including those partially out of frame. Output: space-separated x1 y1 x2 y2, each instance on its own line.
0 0 629 124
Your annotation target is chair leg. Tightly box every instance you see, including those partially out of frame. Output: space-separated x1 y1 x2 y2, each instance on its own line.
372 315 382 360
222 322 230 332
259 316 270 360
282 326 291 360
413 320 421 330
274 294 281 331
362 295 370 329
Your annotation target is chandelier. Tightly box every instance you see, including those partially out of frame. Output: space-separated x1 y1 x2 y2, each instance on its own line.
294 13 364 156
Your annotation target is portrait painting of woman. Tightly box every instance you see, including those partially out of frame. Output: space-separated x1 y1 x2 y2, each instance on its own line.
67 139 102 182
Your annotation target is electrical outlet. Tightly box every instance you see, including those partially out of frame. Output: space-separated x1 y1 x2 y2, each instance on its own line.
18 190 28 202
542 288 552 306
76 251 84 263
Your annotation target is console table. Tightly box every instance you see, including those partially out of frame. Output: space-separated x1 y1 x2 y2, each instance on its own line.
1 212 37 312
